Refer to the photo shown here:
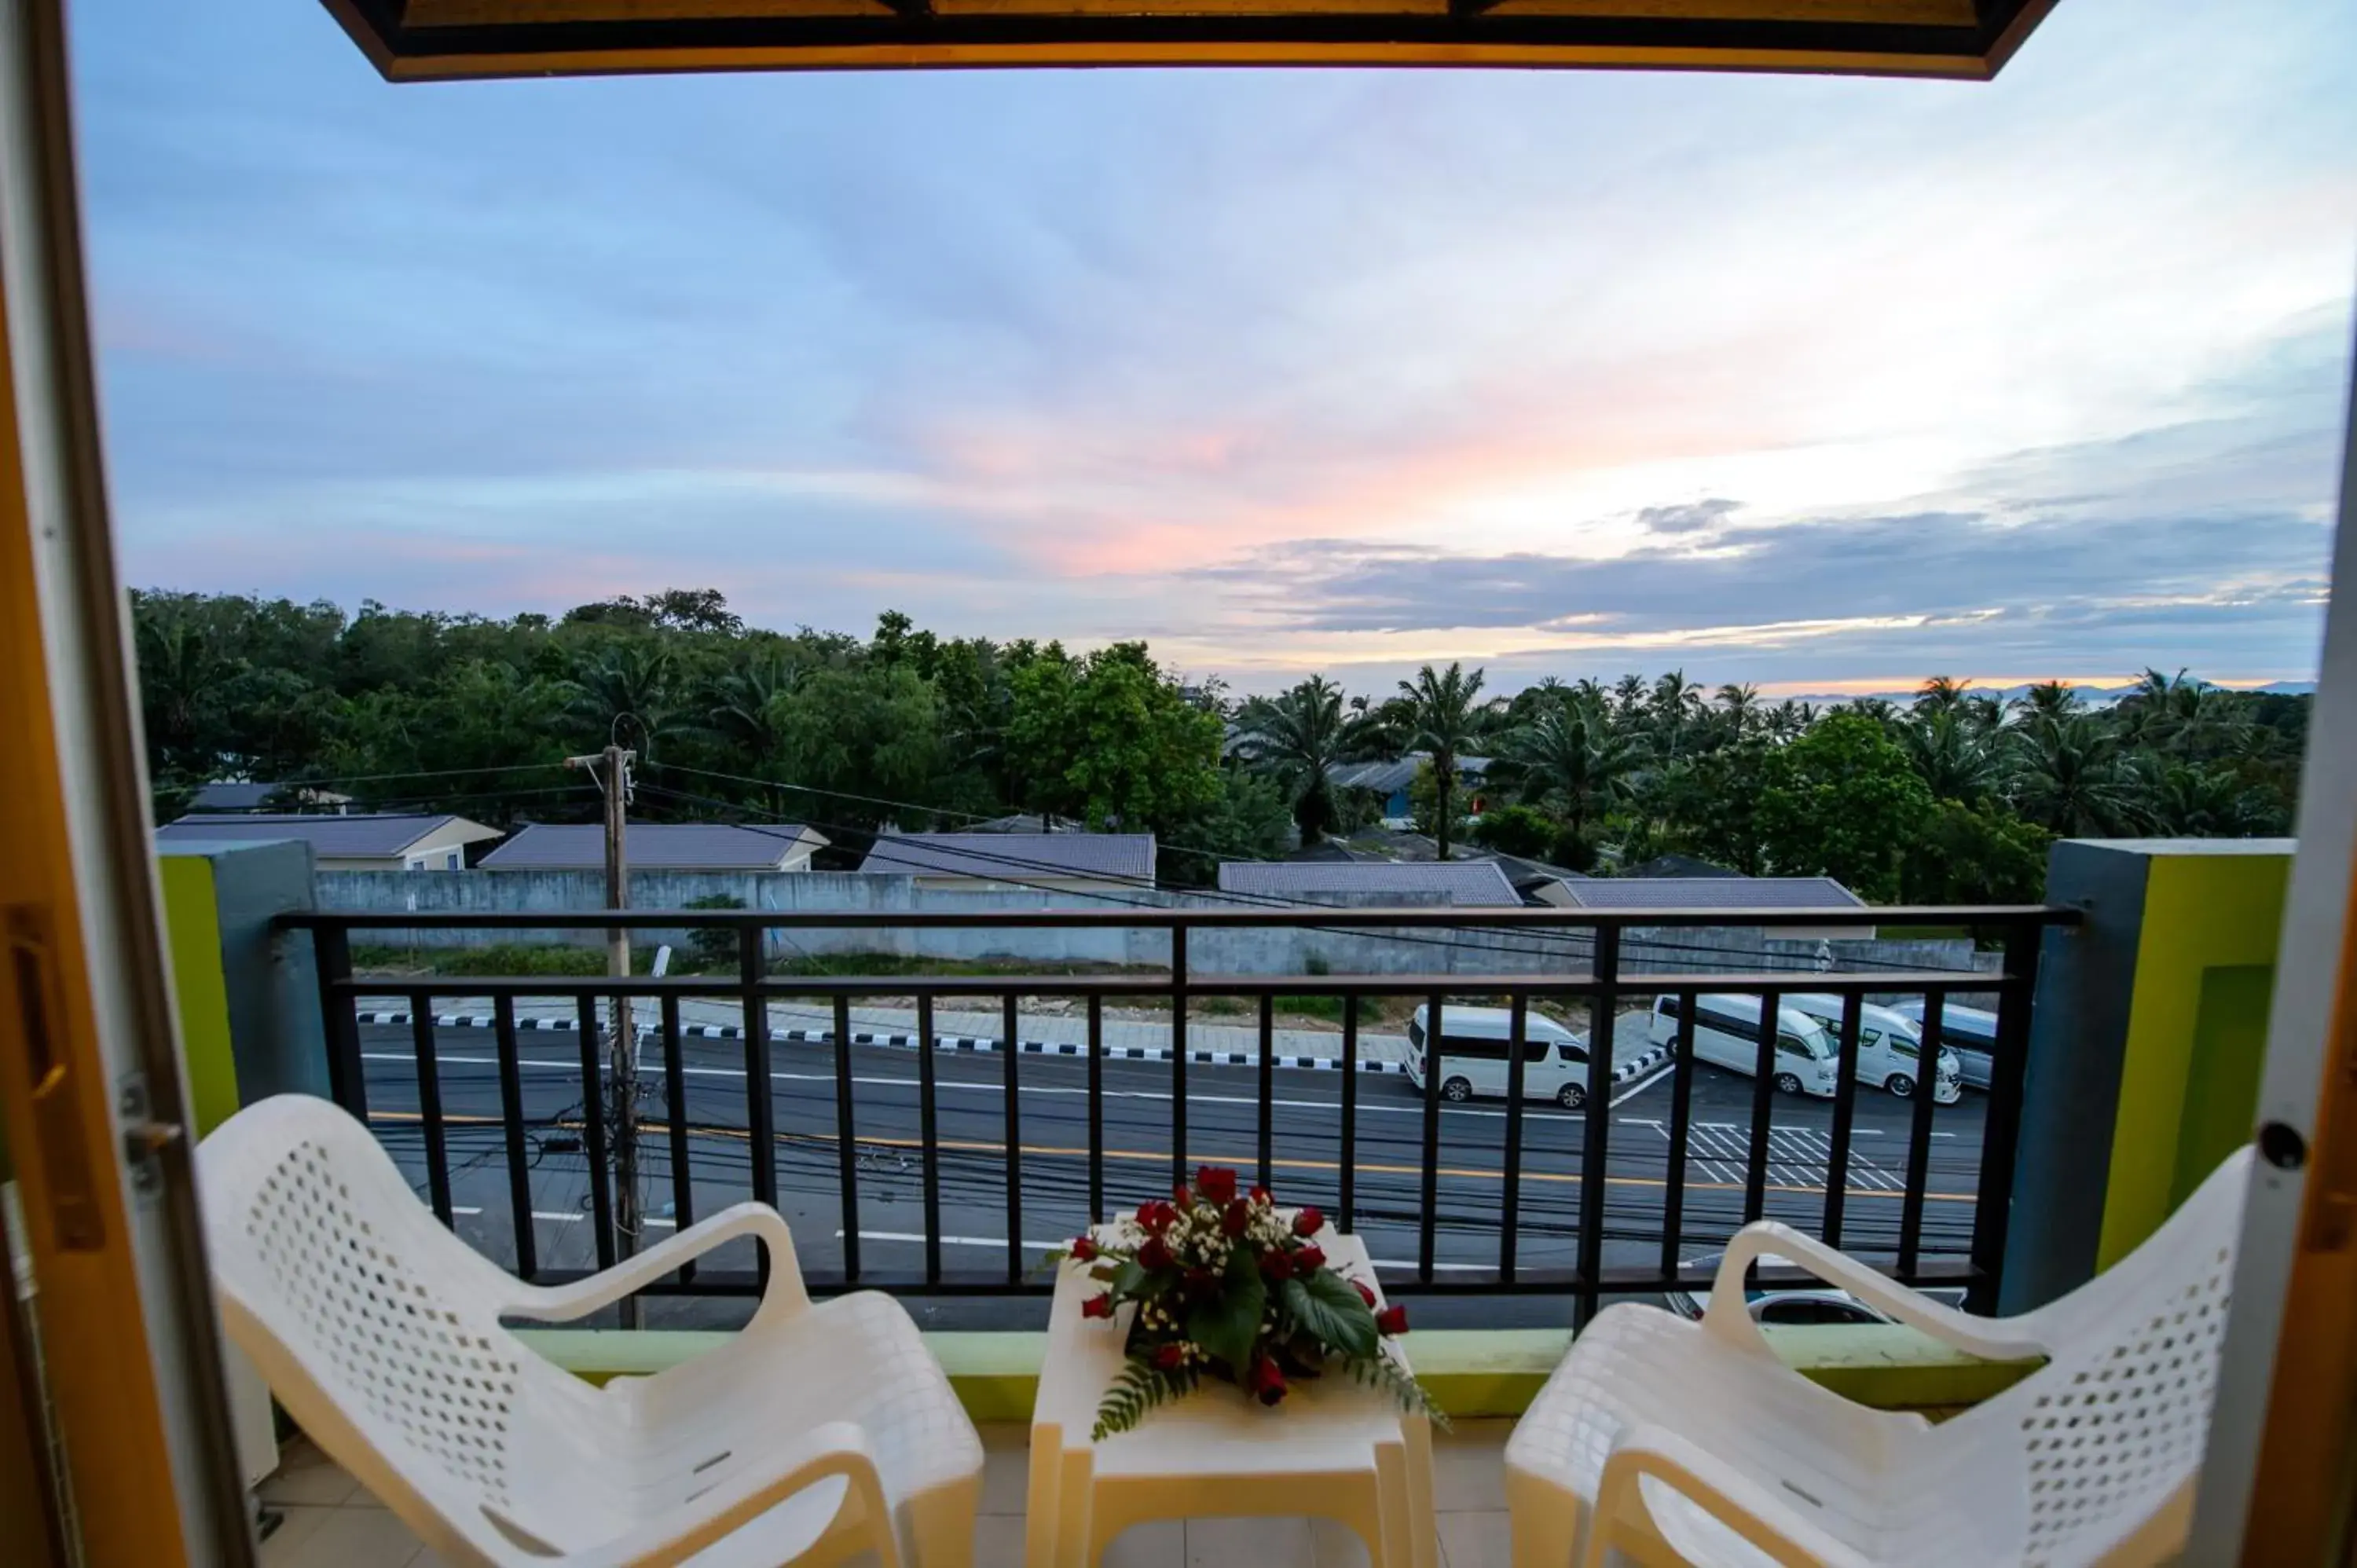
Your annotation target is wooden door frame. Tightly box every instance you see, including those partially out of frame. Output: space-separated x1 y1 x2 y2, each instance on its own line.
2187 306 2357 1559
0 0 252 1559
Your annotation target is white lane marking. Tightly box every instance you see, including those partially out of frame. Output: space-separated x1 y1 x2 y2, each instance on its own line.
838 1229 1497 1272
446 1205 585 1224
1609 1063 1675 1108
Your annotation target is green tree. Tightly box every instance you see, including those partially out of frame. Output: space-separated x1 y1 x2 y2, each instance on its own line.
2011 713 2145 837
1901 800 2052 906
1006 643 1223 833
1497 694 1638 844
1755 713 1934 899
1234 676 1357 843
1468 803 1559 860
1394 662 1497 859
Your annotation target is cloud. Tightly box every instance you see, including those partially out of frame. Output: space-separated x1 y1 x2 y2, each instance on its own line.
1635 499 1743 537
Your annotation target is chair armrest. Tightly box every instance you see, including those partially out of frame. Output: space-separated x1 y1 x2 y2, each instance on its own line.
1585 1423 1873 1568
568 1420 886 1568
503 1203 811 1325
1706 1222 2047 1362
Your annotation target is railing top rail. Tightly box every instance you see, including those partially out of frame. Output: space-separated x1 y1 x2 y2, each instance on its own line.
282 902 2078 933
328 967 2025 998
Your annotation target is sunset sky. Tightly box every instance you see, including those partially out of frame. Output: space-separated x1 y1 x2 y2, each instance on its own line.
73 0 2357 696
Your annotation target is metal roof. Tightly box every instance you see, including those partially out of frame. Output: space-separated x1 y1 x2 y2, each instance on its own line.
1548 876 1865 911
159 813 493 857
478 822 826 870
1217 859 1521 908
859 832 1157 881
1325 755 1494 797
319 0 2061 81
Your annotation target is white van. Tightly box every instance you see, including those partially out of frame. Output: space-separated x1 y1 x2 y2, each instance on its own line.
1787 994 1962 1104
1405 1005 1595 1109
1888 998 1998 1090
1645 994 1840 1097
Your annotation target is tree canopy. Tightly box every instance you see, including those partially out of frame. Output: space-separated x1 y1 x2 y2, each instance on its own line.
132 590 2305 900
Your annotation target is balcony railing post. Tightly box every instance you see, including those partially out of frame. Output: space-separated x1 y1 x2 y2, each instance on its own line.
1417 991 1443 1284
1339 992 1358 1234
1170 923 1189 1189
1577 926 1621 1324
1971 919 2044 1312
1500 994 1529 1284
408 990 453 1227
737 925 776 1292
1743 986 1783 1227
833 994 861 1284
313 921 365 1119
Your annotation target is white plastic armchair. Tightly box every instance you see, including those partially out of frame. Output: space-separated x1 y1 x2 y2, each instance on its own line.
1504 1147 2252 1568
200 1094 984 1567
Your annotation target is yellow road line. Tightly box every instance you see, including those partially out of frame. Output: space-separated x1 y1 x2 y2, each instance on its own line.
371 1110 1974 1204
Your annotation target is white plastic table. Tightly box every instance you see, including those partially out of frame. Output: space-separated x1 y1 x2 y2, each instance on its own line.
1025 1226 1438 1568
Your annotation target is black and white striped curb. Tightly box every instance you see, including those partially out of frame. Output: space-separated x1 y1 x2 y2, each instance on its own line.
1609 1044 1673 1085
353 1010 1415 1073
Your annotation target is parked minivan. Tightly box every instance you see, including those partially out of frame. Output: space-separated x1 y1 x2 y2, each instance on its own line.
1405 1005 1594 1108
1786 994 1962 1103
1887 998 1999 1090
1645 994 1840 1097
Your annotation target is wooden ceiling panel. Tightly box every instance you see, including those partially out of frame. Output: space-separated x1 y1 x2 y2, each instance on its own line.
323 0 2060 79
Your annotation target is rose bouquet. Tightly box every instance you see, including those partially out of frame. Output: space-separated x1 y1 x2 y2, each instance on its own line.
1062 1165 1444 1440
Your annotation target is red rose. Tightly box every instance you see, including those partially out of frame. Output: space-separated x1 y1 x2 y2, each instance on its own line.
1195 1165 1238 1204
1258 1248 1296 1283
1082 1293 1115 1320
1071 1235 1098 1262
1248 1185 1273 1205
1292 1207 1325 1238
1138 1236 1173 1272
1153 1342 1187 1372
1249 1354 1288 1406
1353 1280 1377 1308
1174 1182 1193 1209
1137 1200 1175 1232
1222 1200 1250 1236
1376 1304 1409 1336
1292 1244 1325 1273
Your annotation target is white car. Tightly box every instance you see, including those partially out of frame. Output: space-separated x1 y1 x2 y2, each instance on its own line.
1786 994 1962 1104
1888 998 1999 1090
1645 993 1841 1097
1666 1251 1969 1324
1405 1004 1594 1109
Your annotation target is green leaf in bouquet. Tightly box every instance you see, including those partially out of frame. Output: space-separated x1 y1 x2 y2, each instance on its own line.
1187 1247 1268 1371
1281 1268 1379 1360
1111 1258 1172 1299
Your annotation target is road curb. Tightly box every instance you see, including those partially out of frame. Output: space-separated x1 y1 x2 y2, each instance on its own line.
352 1010 1417 1074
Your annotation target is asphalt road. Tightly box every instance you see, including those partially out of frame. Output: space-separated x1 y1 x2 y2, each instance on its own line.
354 1020 1990 1308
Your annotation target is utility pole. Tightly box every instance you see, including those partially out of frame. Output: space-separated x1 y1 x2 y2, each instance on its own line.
566 743 641 1325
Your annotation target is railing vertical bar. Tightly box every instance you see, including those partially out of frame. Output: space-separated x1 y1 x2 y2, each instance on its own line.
1499 994 1529 1284
738 928 778 1208
1086 995 1105 1225
1657 988 1696 1282
492 995 537 1281
1257 992 1276 1192
1743 987 1782 1227
1577 927 1621 1324
918 994 943 1285
659 993 695 1284
1823 991 1864 1251
1970 924 2043 1312
1898 991 1943 1277
1417 991 1444 1284
574 995 617 1273
1339 993 1359 1234
409 992 453 1227
831 995 861 1283
1003 993 1022 1287
313 924 366 1119
1170 925 1189 1189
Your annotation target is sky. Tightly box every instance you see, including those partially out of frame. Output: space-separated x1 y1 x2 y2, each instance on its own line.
71 0 2357 698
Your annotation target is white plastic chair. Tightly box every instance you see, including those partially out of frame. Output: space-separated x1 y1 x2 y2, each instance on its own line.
1504 1147 2252 1568
200 1094 984 1567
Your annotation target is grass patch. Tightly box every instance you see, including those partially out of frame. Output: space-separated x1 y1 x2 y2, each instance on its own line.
353 943 607 978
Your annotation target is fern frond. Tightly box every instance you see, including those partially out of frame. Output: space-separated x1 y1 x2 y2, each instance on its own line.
1343 1353 1451 1431
1091 1358 1201 1442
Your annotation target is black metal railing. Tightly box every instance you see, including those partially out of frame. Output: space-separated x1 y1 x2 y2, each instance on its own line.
280 903 2074 1321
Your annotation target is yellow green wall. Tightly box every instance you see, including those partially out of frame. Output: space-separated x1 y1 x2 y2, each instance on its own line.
2099 850 2289 1268
157 855 241 1138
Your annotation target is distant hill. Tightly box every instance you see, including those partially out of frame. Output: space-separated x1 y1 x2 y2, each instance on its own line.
1780 680 2315 706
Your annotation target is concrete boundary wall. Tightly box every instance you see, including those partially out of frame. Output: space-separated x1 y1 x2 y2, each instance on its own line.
315 868 1996 993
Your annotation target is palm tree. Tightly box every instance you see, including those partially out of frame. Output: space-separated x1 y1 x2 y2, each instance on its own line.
2014 680 2077 723
701 652 802 768
1913 676 1972 717
1648 670 1705 759
1712 682 1762 743
1901 709 2002 804
1395 661 1497 859
564 642 678 758
1610 673 1649 726
1234 676 1356 843
2011 713 2144 837
1500 694 1639 844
